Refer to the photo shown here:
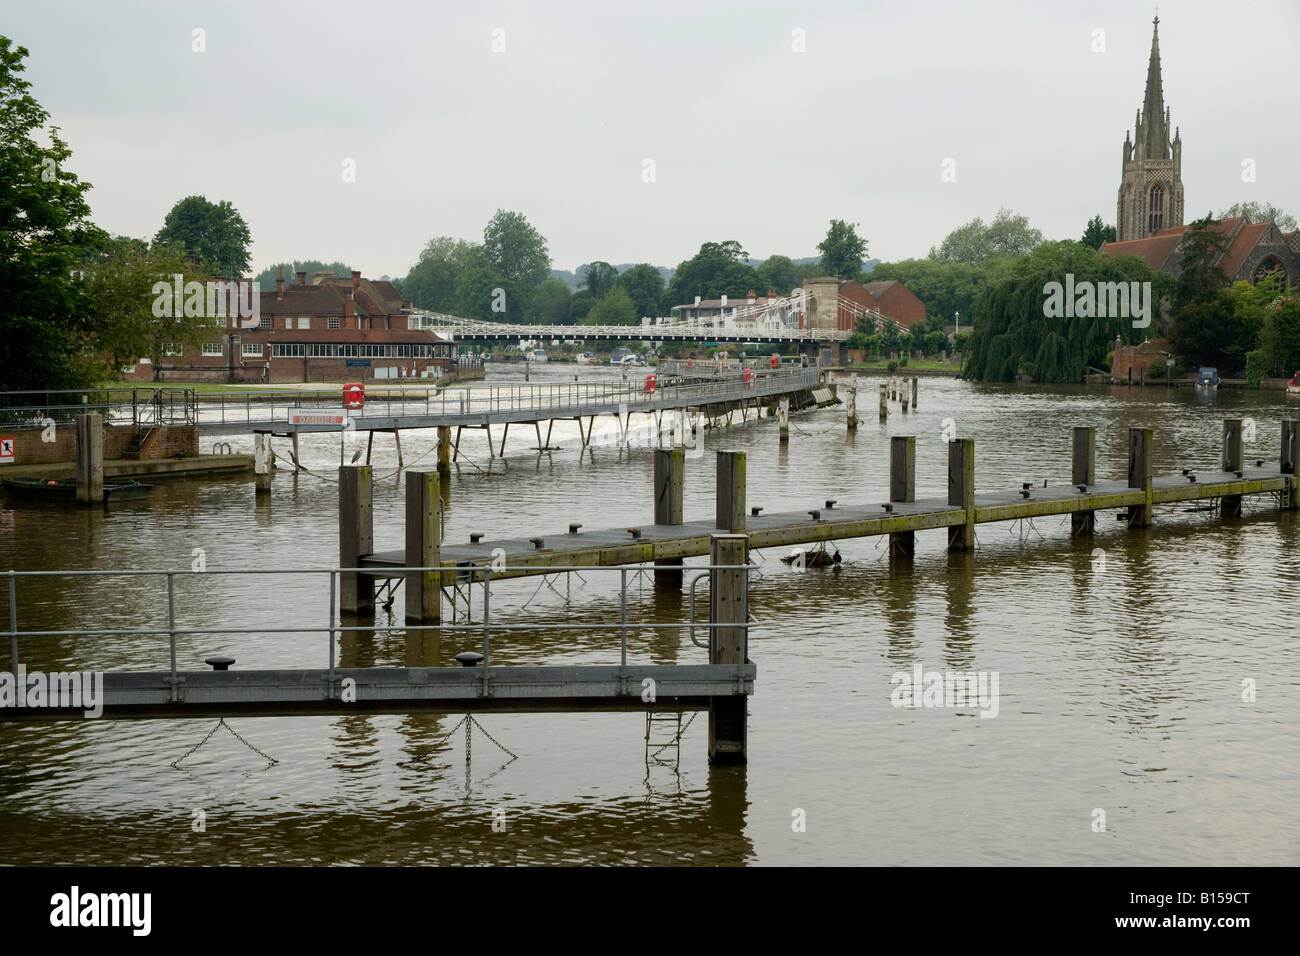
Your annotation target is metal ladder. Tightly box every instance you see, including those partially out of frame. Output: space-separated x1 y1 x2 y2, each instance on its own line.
644 710 685 769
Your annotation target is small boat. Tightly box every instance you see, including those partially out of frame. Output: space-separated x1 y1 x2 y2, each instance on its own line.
1287 371 1300 394
1196 366 1220 389
524 348 548 363
610 347 637 366
575 351 597 364
1 477 154 502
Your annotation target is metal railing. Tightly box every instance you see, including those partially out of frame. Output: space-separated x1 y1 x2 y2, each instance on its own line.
2 564 752 698
0 387 198 429
189 366 821 428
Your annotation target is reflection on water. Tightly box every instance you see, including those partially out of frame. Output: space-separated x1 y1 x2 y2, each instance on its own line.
0 366 1298 865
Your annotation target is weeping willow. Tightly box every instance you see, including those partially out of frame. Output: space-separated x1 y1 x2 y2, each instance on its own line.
964 243 1168 383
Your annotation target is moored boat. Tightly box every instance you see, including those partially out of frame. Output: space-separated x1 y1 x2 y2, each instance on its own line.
1287 371 1300 394
0 477 154 502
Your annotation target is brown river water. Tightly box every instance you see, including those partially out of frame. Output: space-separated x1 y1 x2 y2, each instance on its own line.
1 361 1297 865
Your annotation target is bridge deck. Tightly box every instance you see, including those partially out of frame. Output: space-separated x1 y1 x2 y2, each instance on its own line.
0 664 756 720
359 468 1291 579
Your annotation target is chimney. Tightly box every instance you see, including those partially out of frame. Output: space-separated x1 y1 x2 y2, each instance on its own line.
747 289 756 304
344 293 355 329
297 271 307 286
767 288 778 299
351 270 361 292
276 266 284 296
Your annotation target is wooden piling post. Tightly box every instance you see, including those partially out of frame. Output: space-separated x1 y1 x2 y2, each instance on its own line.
653 448 685 588
947 438 975 551
715 450 746 533
74 413 104 506
1282 420 1299 510
846 378 858 431
1071 426 1096 535
338 465 374 614
1222 418 1243 517
708 533 748 764
437 425 451 474
889 436 916 557
254 433 273 494
1127 427 1153 528
404 470 441 624
911 377 918 409
878 383 888 420
778 397 789 443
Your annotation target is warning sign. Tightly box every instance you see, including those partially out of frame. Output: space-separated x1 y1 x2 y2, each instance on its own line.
289 413 345 426
0 437 13 464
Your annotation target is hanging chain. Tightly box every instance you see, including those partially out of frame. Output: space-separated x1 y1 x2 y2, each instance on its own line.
170 717 279 769
467 715 517 759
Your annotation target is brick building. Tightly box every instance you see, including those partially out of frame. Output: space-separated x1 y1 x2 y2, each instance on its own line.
125 270 468 384
801 277 928 332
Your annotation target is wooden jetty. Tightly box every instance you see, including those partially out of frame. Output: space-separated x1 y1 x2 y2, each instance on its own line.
340 418 1299 625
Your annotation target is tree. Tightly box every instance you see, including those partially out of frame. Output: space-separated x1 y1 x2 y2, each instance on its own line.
568 290 596 323
1081 215 1117 250
617 263 665 318
482 210 550 320
964 241 1170 383
1173 215 1232 310
255 260 352 289
668 240 756 306
1216 201 1298 232
154 195 252 275
923 330 949 356
1257 282 1300 377
817 219 868 279
402 237 483 313
580 261 619 299
453 263 508 322
81 237 214 378
535 277 572 324
754 255 800 295
583 286 636 325
930 208 1044 263
0 36 105 391
868 258 1012 331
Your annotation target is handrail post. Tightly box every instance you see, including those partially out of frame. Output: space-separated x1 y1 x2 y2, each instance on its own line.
328 570 337 680
482 567 492 667
8 570 17 671
167 571 178 702
620 568 628 666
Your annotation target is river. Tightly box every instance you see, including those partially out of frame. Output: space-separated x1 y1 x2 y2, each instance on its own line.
1 361 1297 865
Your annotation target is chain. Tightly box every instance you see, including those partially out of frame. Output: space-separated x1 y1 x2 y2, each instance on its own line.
407 715 469 762
170 717 279 769
467 715 517 759
649 711 698 760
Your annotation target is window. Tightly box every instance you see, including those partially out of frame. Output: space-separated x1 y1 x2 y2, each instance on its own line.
1148 184 1165 233
1253 257 1288 289
328 317 340 330
163 343 182 356
243 342 264 357
260 316 272 329
284 317 293 329
298 317 310 329
202 342 223 356
272 343 304 357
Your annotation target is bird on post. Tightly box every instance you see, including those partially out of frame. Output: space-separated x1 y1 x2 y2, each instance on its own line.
350 450 362 463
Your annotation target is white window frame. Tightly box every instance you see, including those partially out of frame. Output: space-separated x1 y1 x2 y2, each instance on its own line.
328 317 340 330
243 342 264 357
163 343 183 357
201 342 223 357
298 317 311 329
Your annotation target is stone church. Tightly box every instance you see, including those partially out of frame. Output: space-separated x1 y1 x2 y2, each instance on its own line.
1100 18 1299 289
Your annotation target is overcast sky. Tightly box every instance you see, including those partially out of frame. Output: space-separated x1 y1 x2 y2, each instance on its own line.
7 0 1298 278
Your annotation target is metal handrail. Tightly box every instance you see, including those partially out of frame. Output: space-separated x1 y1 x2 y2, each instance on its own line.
3 564 753 684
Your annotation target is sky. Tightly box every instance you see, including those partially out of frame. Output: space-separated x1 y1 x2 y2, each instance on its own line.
6 0 1299 278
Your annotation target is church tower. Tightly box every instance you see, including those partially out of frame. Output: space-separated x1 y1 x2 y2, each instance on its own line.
1116 17 1184 241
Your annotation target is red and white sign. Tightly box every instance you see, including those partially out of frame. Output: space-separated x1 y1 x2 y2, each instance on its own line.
0 437 13 464
289 413 346 426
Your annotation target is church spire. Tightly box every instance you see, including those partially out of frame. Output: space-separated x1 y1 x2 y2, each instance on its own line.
1138 16 1169 159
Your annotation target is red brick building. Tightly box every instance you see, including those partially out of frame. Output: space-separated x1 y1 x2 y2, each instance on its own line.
125 270 468 384
803 277 928 332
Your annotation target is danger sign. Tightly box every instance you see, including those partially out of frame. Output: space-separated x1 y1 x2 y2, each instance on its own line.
0 437 13 464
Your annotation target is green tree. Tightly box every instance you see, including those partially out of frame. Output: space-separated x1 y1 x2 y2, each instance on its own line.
930 208 1044 263
154 195 252 275
254 260 352 289
403 237 483 313
535 277 572 324
482 209 550 319
668 240 756 306
580 261 619 299
964 241 1170 383
0 36 105 391
453 264 508 322
583 286 636 325
568 290 596 323
923 330 949 356
81 237 214 378
1173 215 1232 310
1081 215 1117 249
617 263 665 318
868 258 1011 332
1216 201 1298 232
754 254 800 295
817 219 868 279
